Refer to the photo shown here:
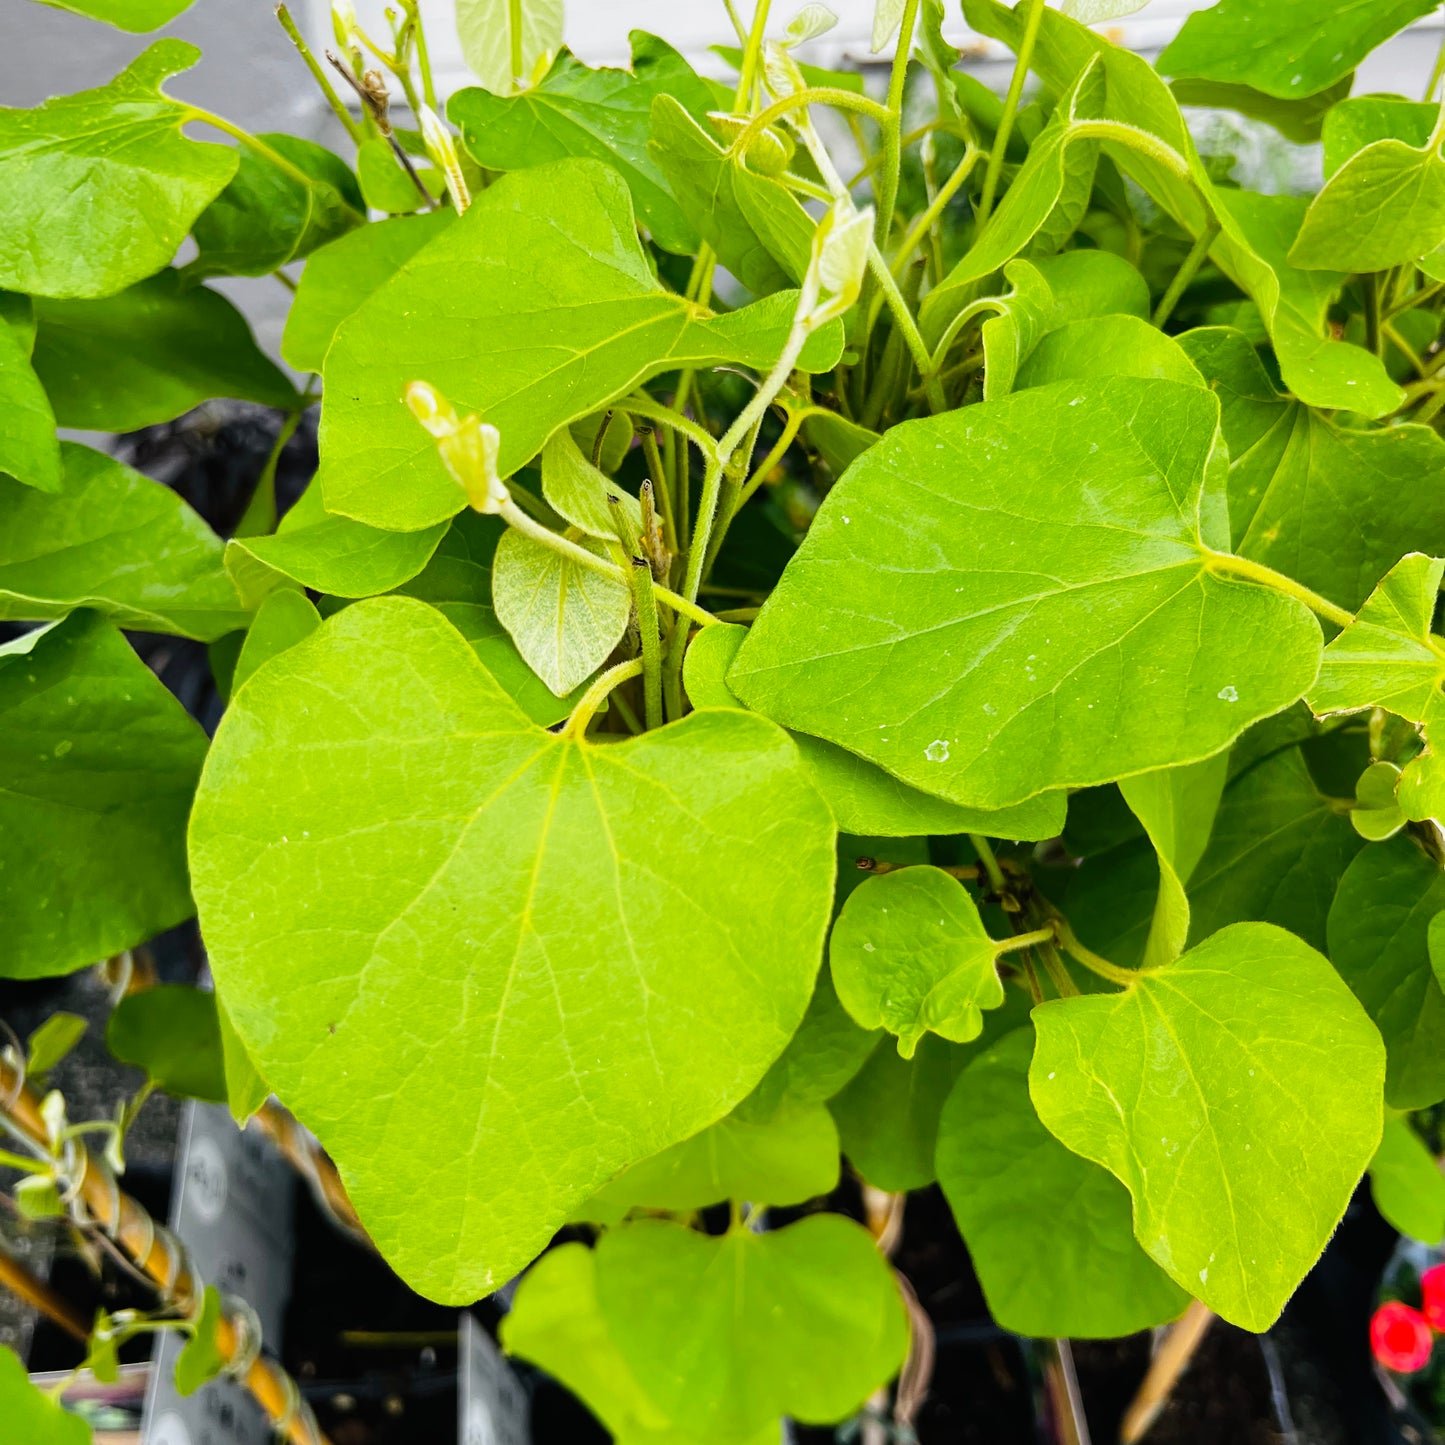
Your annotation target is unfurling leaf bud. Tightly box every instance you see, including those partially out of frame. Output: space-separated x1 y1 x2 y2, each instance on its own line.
417 104 472 213
804 200 874 328
784 3 838 46
406 381 508 514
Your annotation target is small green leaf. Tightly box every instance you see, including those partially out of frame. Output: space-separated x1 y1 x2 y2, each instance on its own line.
1371 1116 1445 1245
1 612 207 980
318 159 841 532
451 34 715 255
1159 0 1437 100
1119 753 1229 969
0 443 248 642
174 1287 226 1397
106 986 227 1102
732 377 1322 811
231 590 321 695
34 0 193 29
190 597 837 1301
1031 921 1384 1330
85 1312 120 1385
1353 760 1407 842
491 530 630 697
595 1215 908 1440
1331 833 1445 1110
26 1013 87 1076
0 1345 89 1444
224 481 447 608
648 95 816 296
0 311 61 493
577 1102 839 1220
684 623 1066 840
0 41 238 299
937 1028 1190 1338
282 210 456 373
31 272 297 432
217 992 269 1124
540 430 643 543
456 0 564 96
185 134 363 280
830 866 1005 1057
1180 329 1445 613
15 1175 66 1219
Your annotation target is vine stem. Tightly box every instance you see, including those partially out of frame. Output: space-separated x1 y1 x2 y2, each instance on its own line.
1202 551 1355 630
629 559 665 731
976 0 1047 224
728 88 892 158
275 4 362 143
564 659 646 739
735 0 774 110
872 0 923 252
1053 918 1143 989
969 834 1008 893
186 108 320 189
994 927 1056 955
1152 217 1221 330
497 500 718 629
0 1246 89 1342
891 144 981 279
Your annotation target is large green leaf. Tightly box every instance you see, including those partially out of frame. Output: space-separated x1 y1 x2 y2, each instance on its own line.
189 597 836 1301
34 0 194 28
830 866 1006 1057
1371 1116 1445 1244
224 481 446 609
648 96 816 296
731 377 1322 811
1159 0 1437 100
595 1216 908 1440
683 623 1066 840
491 529 631 696
0 306 61 493
0 444 247 642
1031 922 1384 1331
0 41 238 299
451 34 715 255
936 1028 1190 1338
31 272 297 431
1179 329 1445 613
0 1346 89 1445
1328 833 1445 1111
1014 314 1204 392
281 210 456 373
317 159 841 532
106 986 226 1103
963 0 1402 417
503 1243 776 1445
456 0 564 96
1167 77 1352 146
185 133 363 281
1 612 207 980
578 1102 839 1220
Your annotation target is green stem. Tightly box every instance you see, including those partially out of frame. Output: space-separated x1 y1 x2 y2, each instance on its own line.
738 407 808 506
640 426 678 557
235 397 307 539
275 3 363 143
629 560 664 731
976 0 1046 225
508 0 525 89
1036 940 1081 998
1428 12 1445 101
626 395 719 466
1053 918 1141 988
186 108 320 188
1152 218 1221 330
409 0 438 110
728 88 892 159
891 144 981 279
994 927 1056 956
735 0 775 110
563 659 645 740
1203 550 1355 630
873 0 923 252
969 834 1008 893
1067 120 1193 181
868 245 945 411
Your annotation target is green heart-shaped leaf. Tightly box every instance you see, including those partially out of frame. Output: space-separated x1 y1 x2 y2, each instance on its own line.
732 377 1322 811
1370 1116 1445 1245
1030 921 1384 1330
189 596 836 1300
937 1028 1190 1337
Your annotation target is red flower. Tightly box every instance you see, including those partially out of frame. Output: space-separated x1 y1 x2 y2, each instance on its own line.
1423 1265 1445 1332
1373 1302 1434 1372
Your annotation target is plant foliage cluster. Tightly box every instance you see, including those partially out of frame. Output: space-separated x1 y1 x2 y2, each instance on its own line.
8 0 1445 1437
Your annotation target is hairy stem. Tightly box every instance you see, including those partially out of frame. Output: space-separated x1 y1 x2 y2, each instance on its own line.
564 659 646 739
